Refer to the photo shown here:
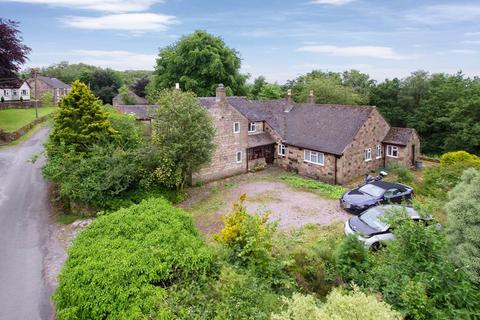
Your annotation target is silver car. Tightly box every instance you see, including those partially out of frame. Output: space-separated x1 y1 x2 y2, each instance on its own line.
344 205 433 250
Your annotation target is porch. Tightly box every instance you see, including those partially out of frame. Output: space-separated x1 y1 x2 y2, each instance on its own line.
246 132 275 171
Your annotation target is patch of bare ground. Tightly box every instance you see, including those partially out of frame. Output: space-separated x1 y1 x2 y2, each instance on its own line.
181 166 350 236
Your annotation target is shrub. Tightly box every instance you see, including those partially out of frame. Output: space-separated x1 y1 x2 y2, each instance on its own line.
40 91 54 108
364 210 480 319
422 151 480 197
445 168 480 284
54 198 215 319
387 162 414 184
271 287 401 320
279 175 346 199
334 234 368 284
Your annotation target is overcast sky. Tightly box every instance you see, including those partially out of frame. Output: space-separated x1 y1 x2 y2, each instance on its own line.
2 0 480 83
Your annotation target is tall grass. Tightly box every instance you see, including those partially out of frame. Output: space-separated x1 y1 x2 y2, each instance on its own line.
279 175 346 199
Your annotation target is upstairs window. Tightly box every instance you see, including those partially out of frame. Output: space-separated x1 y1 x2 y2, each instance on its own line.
376 145 382 159
364 148 372 161
233 122 240 133
386 145 399 158
4 90 9 96
248 122 256 133
304 149 324 166
278 144 286 156
21 89 27 96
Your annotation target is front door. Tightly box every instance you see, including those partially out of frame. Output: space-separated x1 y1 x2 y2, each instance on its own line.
265 144 274 164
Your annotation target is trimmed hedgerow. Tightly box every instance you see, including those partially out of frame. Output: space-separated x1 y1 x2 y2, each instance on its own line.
53 198 215 320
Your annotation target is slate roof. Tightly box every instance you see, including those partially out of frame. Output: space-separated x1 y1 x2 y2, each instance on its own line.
112 92 148 105
198 97 374 156
383 127 415 146
37 76 70 89
247 132 275 148
0 78 25 89
115 105 158 120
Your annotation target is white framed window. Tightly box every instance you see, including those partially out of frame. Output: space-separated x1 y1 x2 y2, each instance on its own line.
12 90 17 96
376 145 382 159
304 149 324 166
21 89 27 95
4 90 9 96
386 145 399 158
364 148 372 161
248 122 256 133
236 151 242 163
233 122 240 133
278 144 286 156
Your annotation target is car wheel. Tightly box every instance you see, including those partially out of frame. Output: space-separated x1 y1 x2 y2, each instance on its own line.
370 242 383 251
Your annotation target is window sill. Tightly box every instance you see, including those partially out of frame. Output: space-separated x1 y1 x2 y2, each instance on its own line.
376 156 382 159
304 160 324 166
386 155 398 158
364 159 372 162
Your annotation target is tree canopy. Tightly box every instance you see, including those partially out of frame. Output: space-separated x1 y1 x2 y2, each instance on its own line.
446 168 480 284
0 19 31 79
151 89 216 190
151 30 248 97
79 68 123 104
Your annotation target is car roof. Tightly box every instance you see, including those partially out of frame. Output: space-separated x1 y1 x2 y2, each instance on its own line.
366 205 430 220
369 180 409 192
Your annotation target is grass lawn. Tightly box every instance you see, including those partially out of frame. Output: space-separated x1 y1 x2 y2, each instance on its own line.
0 107 57 132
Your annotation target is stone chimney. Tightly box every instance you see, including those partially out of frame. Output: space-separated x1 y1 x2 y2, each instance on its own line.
216 83 226 103
287 89 293 104
308 90 316 104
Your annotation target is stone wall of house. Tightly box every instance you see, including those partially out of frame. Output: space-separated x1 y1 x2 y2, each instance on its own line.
277 145 338 184
337 107 391 184
248 121 264 134
193 92 249 183
384 131 421 168
27 79 52 102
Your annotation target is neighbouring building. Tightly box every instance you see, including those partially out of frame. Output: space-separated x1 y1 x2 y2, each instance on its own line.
112 91 148 107
27 76 70 104
0 79 31 102
117 84 420 185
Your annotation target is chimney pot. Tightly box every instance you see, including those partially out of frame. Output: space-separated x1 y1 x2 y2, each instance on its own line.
216 83 226 103
287 89 293 104
175 83 180 90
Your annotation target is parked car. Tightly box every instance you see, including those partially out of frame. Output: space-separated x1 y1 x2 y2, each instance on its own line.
344 205 432 250
339 180 414 215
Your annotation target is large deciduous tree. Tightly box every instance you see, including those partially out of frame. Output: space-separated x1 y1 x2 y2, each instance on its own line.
445 168 480 285
151 30 248 97
50 80 117 151
0 19 31 78
79 68 123 104
151 89 215 190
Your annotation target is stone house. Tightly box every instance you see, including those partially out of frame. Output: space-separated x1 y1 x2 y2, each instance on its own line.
27 76 70 104
0 79 30 102
117 84 420 185
194 85 420 185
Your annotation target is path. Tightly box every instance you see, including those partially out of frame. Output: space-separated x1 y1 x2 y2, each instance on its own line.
0 127 53 320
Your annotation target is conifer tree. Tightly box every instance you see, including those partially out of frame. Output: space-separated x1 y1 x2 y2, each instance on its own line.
50 80 117 151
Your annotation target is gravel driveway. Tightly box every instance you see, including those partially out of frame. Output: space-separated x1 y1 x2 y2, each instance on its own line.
182 170 350 234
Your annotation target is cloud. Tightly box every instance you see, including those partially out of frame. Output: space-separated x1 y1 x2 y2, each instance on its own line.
4 0 162 13
450 49 476 55
406 4 480 24
465 31 480 36
309 0 354 5
462 40 480 45
63 13 176 31
296 45 408 60
69 50 156 70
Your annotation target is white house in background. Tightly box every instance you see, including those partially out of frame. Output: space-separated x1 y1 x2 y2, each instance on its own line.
0 79 31 102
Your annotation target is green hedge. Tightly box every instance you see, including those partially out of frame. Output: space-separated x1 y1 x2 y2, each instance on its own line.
54 198 214 319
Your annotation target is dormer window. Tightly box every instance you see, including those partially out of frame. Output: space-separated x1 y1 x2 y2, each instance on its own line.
233 122 240 133
248 122 256 133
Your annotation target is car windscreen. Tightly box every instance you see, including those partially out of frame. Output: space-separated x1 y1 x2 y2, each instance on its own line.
359 207 388 231
358 184 385 197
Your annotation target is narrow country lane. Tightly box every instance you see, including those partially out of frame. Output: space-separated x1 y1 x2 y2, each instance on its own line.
0 127 53 320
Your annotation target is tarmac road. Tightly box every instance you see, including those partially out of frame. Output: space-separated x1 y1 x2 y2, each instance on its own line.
0 127 53 320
